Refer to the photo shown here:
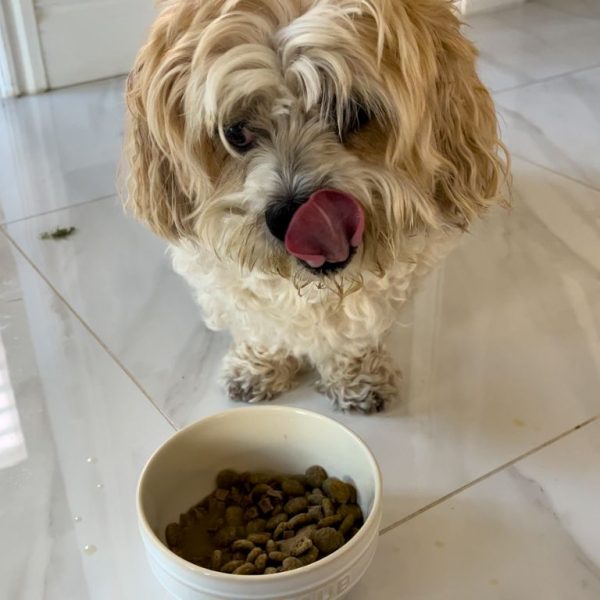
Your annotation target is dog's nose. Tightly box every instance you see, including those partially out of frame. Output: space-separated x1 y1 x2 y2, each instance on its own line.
265 194 307 241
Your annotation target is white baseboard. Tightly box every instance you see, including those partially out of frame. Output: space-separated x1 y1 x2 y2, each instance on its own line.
461 0 526 15
35 0 155 88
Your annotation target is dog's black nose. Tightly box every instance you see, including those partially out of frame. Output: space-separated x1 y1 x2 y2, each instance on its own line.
265 194 308 241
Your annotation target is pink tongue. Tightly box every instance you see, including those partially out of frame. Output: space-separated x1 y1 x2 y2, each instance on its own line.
284 189 365 268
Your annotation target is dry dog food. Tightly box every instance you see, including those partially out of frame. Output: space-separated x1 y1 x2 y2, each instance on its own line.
164 466 364 575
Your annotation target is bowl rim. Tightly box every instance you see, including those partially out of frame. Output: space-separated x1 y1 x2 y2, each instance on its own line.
136 405 383 584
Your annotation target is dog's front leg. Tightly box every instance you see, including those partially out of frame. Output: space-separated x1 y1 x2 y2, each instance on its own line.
222 342 303 404
316 346 400 414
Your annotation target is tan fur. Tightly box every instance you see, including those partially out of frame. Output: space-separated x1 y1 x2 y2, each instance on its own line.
124 0 508 413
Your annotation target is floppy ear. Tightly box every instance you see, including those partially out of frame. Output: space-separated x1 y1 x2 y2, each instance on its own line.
367 1 508 230
427 6 508 224
123 3 202 241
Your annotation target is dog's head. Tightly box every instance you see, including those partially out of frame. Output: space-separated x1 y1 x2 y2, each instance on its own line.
125 0 506 289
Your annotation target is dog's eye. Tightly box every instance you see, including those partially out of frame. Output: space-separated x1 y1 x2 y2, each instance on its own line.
224 122 256 152
347 104 371 134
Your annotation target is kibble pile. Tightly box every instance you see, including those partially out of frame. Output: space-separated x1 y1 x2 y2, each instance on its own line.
165 465 364 575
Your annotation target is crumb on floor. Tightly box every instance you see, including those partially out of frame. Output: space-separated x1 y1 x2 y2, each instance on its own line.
40 226 77 240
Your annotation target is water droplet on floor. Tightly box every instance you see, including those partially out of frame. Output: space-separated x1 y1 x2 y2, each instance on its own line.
96 483 103 489
73 516 82 522
86 457 97 464
83 544 97 555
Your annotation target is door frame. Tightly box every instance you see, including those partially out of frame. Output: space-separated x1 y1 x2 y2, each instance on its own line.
0 0 47 97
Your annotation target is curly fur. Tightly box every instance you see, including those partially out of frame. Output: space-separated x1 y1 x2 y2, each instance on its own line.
124 0 508 413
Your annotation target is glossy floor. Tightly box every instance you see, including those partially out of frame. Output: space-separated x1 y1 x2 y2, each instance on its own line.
1 1 599 598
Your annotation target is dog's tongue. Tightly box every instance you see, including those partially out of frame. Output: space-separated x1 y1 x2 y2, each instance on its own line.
284 190 365 268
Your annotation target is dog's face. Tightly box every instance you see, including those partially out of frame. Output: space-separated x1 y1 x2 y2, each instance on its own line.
125 0 506 289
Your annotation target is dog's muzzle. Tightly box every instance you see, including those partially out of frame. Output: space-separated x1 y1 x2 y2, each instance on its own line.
265 189 365 272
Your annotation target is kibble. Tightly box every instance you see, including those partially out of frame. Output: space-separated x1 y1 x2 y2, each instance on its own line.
318 514 343 528
300 546 319 566
287 512 315 530
225 506 244 526
305 465 328 488
322 497 335 518
268 551 288 562
246 519 266 534
322 478 351 504
258 496 274 514
307 493 324 505
282 556 303 571
255 552 268 571
233 562 256 575
221 559 245 573
214 525 237 548
231 539 255 552
164 466 365 576
285 497 308 515
307 506 323 521
281 478 305 496
312 527 345 555
339 514 356 535
214 488 229 502
266 513 288 530
248 472 272 485
247 532 271 545
290 536 313 557
165 523 181 547
273 522 288 540
244 506 259 520
247 547 263 563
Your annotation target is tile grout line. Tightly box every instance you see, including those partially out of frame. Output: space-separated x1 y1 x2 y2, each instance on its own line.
0 226 178 432
379 415 599 536
510 152 600 194
491 62 600 96
0 193 117 227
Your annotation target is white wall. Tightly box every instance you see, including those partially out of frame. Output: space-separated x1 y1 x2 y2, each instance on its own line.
34 0 156 88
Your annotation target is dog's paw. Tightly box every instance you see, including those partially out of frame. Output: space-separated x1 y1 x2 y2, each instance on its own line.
317 347 400 414
225 374 275 404
319 382 395 414
222 343 302 404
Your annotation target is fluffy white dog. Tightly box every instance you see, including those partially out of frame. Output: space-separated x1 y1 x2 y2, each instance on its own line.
124 0 507 413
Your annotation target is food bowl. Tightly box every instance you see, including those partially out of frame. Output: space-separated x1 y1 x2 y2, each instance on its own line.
137 406 382 599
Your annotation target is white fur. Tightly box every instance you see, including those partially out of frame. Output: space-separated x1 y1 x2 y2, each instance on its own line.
171 227 459 411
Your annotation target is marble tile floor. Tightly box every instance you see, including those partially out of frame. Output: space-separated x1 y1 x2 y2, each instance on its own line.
1 1 598 598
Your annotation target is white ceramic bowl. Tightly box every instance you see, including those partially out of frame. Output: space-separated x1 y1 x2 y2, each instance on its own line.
137 406 382 600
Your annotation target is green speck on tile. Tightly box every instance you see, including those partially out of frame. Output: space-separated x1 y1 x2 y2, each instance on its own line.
40 226 77 240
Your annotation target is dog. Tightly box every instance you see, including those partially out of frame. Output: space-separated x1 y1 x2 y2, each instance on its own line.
124 0 507 414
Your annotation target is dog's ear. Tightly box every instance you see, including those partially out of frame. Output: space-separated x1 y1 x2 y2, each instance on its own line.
376 2 508 228
427 6 508 225
123 4 203 241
